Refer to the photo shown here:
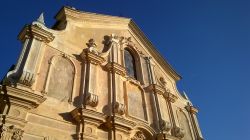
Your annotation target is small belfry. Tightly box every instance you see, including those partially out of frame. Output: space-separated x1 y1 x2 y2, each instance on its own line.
0 6 203 140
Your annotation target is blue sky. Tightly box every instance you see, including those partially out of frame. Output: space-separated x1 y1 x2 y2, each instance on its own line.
0 0 249 139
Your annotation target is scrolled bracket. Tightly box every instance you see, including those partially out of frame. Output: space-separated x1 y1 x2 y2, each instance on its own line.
85 93 98 107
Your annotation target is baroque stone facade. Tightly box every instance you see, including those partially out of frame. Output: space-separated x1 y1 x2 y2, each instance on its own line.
0 7 203 140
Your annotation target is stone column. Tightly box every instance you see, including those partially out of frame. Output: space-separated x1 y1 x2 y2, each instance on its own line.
144 57 161 131
163 91 184 138
80 49 105 109
185 104 204 140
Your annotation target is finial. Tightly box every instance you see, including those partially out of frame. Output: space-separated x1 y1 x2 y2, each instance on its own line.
37 12 45 25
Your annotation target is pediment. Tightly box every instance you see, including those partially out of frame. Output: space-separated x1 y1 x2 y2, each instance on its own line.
52 6 181 81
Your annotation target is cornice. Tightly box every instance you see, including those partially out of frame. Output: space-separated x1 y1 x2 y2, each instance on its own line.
80 49 105 65
0 86 46 110
105 62 126 77
18 24 54 43
144 84 165 95
55 6 130 26
71 108 106 126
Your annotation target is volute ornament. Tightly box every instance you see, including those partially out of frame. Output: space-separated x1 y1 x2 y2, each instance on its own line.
85 93 98 107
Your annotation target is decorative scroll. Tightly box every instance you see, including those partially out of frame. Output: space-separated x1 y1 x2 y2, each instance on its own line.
86 93 98 107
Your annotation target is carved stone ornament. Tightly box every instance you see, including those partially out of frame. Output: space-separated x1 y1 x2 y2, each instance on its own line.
85 93 98 107
144 84 165 95
86 39 99 55
0 125 24 140
131 131 146 140
80 49 105 65
105 62 126 76
160 120 172 132
159 77 167 87
163 91 178 103
172 126 185 138
114 102 125 115
185 105 198 114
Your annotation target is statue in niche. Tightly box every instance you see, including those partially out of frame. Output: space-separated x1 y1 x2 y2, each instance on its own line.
86 39 99 55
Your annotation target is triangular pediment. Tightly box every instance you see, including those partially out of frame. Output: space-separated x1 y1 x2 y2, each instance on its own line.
53 6 181 81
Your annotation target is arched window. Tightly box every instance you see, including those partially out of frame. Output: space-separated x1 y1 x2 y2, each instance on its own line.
124 49 137 79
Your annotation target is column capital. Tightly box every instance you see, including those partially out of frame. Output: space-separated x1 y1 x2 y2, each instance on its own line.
81 49 106 65
105 62 126 76
185 105 199 114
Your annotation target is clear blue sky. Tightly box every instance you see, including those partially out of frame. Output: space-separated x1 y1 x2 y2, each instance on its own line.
0 0 249 139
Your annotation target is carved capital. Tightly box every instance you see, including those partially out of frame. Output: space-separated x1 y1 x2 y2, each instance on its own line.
185 105 198 114
105 62 126 76
172 126 185 138
144 84 165 95
163 91 178 103
81 49 105 65
85 93 98 107
0 125 24 140
114 102 125 115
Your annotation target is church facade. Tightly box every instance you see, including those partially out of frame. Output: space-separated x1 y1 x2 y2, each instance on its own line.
0 7 203 140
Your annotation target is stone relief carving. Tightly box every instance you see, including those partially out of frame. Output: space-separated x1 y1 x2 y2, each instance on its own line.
100 34 144 58
0 125 23 140
160 120 172 132
172 126 185 138
85 93 98 107
131 131 146 140
114 102 125 115
86 39 99 55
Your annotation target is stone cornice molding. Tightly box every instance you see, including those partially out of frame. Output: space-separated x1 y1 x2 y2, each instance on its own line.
105 62 126 76
18 24 54 43
0 86 46 110
114 116 137 133
71 108 106 126
80 49 105 65
144 84 165 95
55 6 130 25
